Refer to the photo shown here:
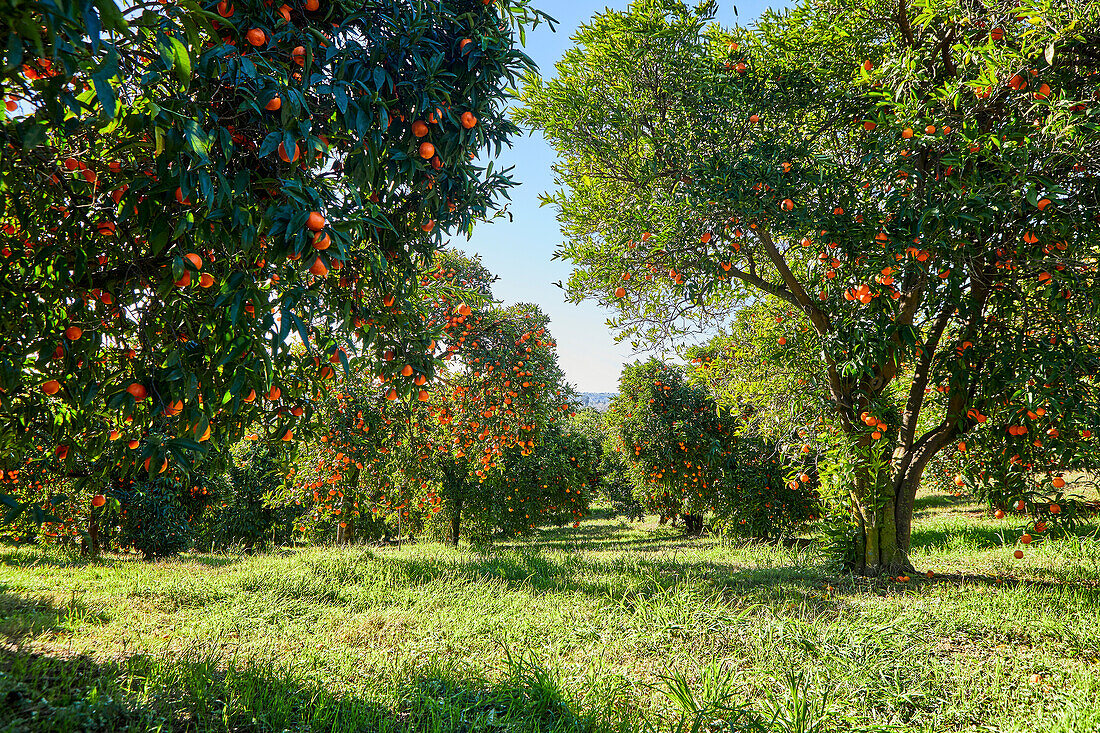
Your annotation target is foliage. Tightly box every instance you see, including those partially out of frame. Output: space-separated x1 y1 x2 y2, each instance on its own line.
0 0 553 521
213 438 299 550
607 358 815 538
109 476 197 559
571 407 642 520
287 251 584 545
517 0 1100 572
608 359 734 529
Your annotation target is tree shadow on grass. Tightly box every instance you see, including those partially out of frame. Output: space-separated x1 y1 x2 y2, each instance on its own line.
0 547 101 570
909 522 1009 552
0 591 109 644
0 643 601 733
913 492 971 513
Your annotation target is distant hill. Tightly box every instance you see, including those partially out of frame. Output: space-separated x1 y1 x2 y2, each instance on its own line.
578 392 616 411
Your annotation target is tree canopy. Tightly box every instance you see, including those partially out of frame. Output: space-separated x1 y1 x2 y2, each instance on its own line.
0 0 552 520
518 0 1100 573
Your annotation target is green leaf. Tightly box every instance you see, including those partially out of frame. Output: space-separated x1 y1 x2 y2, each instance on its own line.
169 35 192 87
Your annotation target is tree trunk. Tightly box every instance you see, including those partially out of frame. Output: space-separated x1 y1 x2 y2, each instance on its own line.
852 493 910 575
847 448 934 575
682 513 704 534
86 510 99 557
450 497 462 546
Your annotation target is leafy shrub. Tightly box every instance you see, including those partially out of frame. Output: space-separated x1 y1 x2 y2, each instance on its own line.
714 437 819 540
110 478 195 560
212 441 300 551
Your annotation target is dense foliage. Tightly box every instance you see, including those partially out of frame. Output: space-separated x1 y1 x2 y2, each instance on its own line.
287 251 589 546
607 358 816 538
0 0 551 522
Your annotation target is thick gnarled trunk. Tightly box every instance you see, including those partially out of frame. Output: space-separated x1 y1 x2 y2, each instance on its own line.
849 451 929 575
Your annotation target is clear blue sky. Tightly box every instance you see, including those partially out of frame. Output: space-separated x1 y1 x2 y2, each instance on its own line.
462 1 783 393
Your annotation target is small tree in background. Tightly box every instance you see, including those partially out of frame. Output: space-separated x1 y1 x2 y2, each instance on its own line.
571 407 642 520
286 251 581 546
608 359 733 534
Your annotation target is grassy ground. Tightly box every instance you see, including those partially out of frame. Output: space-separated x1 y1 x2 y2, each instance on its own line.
2 490 1100 732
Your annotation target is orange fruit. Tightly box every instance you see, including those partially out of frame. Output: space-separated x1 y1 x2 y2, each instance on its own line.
41 379 61 395
278 141 299 162
304 0 318 9
281 429 293 441
461 111 477 129
242 389 256 402
1052 476 1065 488
64 325 83 340
309 258 329 277
418 142 435 159
267 386 281 400
174 270 191 287
265 96 282 111
126 383 147 400
199 273 215 288
91 494 106 507
246 28 267 46
411 120 429 137
306 211 326 231
184 253 202 270
311 232 330 250
1013 549 1024 559
217 0 233 16
291 46 305 66
614 286 626 298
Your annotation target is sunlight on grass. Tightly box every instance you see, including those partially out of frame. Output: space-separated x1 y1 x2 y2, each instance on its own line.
2 492 1100 731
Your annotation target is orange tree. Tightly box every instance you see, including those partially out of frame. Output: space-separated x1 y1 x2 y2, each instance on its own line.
517 0 1100 573
570 406 642 520
0 0 552 520
286 251 583 545
607 358 814 537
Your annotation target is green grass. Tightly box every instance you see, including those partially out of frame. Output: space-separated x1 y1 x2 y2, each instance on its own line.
2 492 1100 732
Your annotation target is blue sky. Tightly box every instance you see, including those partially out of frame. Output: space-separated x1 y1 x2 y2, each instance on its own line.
462 1 782 392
